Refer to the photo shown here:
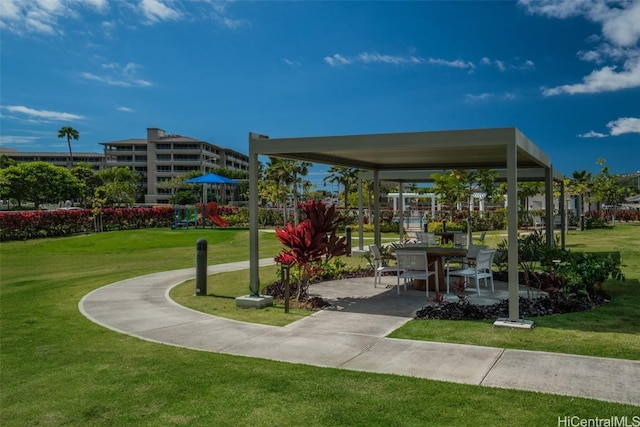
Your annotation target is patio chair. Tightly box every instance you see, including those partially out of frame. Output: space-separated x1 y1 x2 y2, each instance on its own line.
446 249 496 296
395 249 438 297
453 233 467 248
370 244 398 287
473 231 486 244
531 215 543 229
416 232 438 246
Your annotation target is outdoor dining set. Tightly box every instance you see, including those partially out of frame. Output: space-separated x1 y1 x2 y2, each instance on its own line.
370 231 496 298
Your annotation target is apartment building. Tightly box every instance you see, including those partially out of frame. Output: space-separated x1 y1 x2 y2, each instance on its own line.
0 147 105 171
101 128 249 204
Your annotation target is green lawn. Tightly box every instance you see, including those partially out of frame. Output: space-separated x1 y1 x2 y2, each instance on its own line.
1 227 639 425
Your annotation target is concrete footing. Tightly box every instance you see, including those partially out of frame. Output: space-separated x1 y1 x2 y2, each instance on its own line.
493 318 535 329
235 295 274 309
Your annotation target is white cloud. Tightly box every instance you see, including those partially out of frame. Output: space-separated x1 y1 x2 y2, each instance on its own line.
607 117 640 135
520 0 640 96
481 57 535 71
282 58 300 67
140 0 182 24
81 62 152 87
117 106 134 113
324 54 353 67
465 92 517 101
0 135 41 145
1 0 246 38
428 58 474 69
0 105 84 121
359 52 425 65
577 117 640 138
578 131 608 138
465 93 492 101
542 56 640 95
324 52 476 69
0 0 108 36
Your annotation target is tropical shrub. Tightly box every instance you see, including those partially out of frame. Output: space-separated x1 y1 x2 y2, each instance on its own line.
0 207 174 241
273 201 348 300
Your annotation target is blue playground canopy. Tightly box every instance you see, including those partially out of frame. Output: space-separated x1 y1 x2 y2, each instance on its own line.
184 173 237 185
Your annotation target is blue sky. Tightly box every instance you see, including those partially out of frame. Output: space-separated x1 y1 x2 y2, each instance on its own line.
1 0 639 187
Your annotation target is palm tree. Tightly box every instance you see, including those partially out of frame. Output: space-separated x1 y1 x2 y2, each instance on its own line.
58 126 79 169
264 157 312 225
570 169 592 218
323 166 359 208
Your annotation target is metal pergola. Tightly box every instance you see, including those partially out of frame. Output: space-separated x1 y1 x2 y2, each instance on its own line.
245 127 565 326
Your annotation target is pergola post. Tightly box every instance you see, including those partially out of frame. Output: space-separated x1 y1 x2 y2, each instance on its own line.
235 133 273 308
398 182 404 242
494 138 533 328
545 166 554 247
373 170 380 248
358 175 364 251
560 179 566 250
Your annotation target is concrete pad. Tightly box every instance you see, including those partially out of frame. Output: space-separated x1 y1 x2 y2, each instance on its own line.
287 310 412 336
493 318 535 329
344 338 503 385
224 329 382 368
141 317 275 352
482 349 640 405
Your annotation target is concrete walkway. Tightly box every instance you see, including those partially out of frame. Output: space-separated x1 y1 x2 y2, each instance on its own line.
79 260 639 407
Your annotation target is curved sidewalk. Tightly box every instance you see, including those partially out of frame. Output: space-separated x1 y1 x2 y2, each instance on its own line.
79 260 639 407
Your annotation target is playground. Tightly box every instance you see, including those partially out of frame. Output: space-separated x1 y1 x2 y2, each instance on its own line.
173 202 229 229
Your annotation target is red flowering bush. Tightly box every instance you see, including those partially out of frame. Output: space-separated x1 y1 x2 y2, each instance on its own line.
274 201 348 300
0 207 174 241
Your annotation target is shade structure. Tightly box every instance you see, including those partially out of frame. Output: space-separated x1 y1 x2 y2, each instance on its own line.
184 173 237 185
184 173 238 205
247 127 564 326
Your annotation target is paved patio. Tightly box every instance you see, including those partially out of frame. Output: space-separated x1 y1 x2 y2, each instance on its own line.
308 274 544 317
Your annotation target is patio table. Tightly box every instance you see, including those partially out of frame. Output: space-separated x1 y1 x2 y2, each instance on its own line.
398 246 467 292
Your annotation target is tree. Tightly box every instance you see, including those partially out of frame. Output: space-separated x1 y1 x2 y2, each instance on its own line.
430 171 466 220
0 154 16 169
72 164 102 208
265 158 313 225
323 166 359 209
97 167 141 207
591 159 633 224
568 169 592 218
0 162 80 209
58 126 79 169
517 181 544 225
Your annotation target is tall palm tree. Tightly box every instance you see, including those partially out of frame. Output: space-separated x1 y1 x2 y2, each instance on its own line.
570 169 592 217
323 166 359 208
58 126 79 169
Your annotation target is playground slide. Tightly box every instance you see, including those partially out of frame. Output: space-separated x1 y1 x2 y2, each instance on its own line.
204 202 229 227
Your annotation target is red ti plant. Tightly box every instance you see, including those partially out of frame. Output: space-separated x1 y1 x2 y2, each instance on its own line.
274 201 348 300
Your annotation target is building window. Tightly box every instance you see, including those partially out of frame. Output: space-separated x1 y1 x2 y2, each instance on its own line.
156 154 171 161
156 143 171 150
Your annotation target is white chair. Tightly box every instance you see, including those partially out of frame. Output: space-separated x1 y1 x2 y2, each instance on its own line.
473 231 486 244
370 244 398 287
416 232 438 246
395 250 438 297
447 249 496 296
465 244 487 266
453 233 467 248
